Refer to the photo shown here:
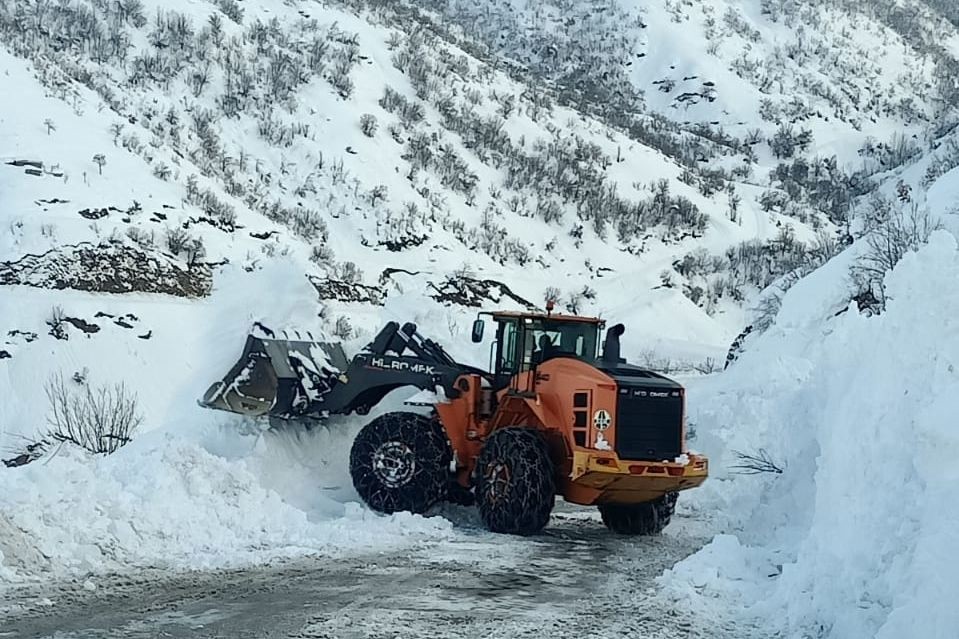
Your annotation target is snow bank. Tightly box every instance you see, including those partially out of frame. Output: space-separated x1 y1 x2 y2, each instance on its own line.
0 257 454 583
661 229 959 638
0 420 451 582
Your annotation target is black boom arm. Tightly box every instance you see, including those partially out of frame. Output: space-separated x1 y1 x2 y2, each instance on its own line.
312 322 471 416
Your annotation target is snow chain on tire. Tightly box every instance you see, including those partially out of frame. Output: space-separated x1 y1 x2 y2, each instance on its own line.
476 428 555 536
599 492 678 535
349 411 452 515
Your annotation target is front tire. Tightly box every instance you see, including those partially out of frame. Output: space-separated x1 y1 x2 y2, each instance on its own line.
476 428 555 535
599 492 678 535
349 412 451 514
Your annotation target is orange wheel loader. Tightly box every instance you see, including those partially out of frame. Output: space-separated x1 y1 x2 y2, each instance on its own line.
201 306 708 535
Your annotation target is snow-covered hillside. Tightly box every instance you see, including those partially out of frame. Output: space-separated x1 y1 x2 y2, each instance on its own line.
1 0 958 636
661 165 959 639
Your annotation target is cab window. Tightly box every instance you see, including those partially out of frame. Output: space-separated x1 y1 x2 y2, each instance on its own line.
498 319 519 373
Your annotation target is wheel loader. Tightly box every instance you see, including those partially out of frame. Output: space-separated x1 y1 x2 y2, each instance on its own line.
201 306 708 535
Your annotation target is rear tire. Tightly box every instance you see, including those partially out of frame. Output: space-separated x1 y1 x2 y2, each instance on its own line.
599 492 678 535
476 428 555 535
349 412 451 514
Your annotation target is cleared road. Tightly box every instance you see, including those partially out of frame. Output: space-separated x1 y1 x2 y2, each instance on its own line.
1 508 756 638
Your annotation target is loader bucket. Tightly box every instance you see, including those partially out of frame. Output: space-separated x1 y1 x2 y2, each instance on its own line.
201 334 349 418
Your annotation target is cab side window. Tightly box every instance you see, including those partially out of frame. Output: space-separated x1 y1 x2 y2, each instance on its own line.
499 319 519 373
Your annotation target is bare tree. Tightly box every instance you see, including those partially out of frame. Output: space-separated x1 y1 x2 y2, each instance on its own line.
45 373 143 455
92 153 107 175
109 123 125 146
44 118 56 135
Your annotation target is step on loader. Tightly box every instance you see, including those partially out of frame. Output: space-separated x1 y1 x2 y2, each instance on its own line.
201 306 708 535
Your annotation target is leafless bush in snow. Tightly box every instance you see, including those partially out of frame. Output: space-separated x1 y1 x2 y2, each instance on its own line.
360 113 378 137
730 449 784 475
332 316 353 340
46 305 68 340
850 202 941 309
214 0 244 24
45 372 143 455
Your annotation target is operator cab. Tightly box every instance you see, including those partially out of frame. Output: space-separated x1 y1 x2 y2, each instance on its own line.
472 310 605 390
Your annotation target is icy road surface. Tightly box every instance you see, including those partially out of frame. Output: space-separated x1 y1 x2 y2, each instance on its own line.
1 508 753 639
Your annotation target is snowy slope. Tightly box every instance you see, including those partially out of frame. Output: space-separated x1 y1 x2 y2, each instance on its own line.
658 165 959 638
0 0 957 619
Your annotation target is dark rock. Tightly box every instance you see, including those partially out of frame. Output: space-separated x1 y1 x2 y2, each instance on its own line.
79 208 110 220
379 235 427 251
0 242 213 298
428 276 537 310
3 441 47 468
64 317 100 334
6 159 42 169
378 267 420 285
310 277 385 305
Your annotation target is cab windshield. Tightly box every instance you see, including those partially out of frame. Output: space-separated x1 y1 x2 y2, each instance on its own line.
498 318 600 373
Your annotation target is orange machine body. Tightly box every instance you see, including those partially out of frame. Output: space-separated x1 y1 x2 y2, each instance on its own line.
435 356 708 506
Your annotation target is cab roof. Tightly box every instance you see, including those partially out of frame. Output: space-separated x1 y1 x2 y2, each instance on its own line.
487 310 605 325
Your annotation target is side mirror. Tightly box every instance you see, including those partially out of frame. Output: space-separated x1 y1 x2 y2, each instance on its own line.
471 319 485 343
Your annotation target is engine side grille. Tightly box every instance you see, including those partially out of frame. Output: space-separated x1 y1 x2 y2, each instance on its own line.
615 387 682 461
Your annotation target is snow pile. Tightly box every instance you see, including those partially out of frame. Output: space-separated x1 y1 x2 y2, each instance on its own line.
661 227 959 638
0 421 451 581
0 256 454 583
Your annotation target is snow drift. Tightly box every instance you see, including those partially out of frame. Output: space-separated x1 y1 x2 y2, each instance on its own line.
662 224 959 638
0 412 453 582
0 258 453 583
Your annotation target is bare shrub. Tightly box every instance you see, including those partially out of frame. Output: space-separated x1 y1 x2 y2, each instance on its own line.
310 244 334 265
47 305 68 340
214 0 244 23
544 286 561 306
45 373 143 455
165 226 191 255
334 261 363 283
333 316 353 340
360 113 378 137
693 357 721 374
125 226 155 248
850 203 941 309
730 449 784 475
152 161 172 181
